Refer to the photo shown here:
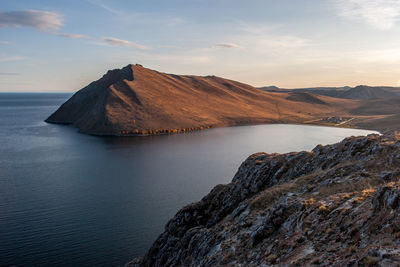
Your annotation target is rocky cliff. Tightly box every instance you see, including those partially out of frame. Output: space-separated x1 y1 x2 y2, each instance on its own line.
128 132 400 266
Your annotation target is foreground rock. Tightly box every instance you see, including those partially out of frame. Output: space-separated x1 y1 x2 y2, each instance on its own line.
46 64 358 136
128 132 400 266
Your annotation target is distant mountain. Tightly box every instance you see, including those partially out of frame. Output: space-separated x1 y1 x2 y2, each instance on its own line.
46 64 354 136
341 85 400 99
260 85 400 99
260 85 282 91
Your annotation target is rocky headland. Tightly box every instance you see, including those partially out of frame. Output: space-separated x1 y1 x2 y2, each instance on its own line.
128 132 400 266
46 64 400 135
46 64 367 135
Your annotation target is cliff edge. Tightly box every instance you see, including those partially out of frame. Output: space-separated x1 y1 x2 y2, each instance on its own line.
128 132 400 266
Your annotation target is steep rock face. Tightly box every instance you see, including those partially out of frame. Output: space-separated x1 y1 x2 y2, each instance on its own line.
129 132 400 266
45 65 136 133
46 64 358 136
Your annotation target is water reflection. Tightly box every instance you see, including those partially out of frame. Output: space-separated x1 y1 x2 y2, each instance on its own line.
0 93 378 266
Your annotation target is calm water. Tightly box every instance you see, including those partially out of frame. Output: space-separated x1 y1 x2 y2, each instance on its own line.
0 93 377 266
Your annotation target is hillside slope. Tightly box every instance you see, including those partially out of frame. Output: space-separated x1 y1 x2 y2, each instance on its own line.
129 132 400 266
46 64 356 135
261 85 400 99
341 85 400 99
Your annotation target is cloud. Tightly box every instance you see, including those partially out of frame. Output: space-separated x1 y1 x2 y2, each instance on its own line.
0 10 63 32
350 48 400 63
260 35 310 48
335 0 400 30
214 43 243 49
101 37 151 50
57 33 90 39
143 54 213 65
0 56 24 62
235 33 310 50
239 23 283 35
230 21 311 50
0 10 92 41
86 0 122 15
86 0 184 26
0 41 9 44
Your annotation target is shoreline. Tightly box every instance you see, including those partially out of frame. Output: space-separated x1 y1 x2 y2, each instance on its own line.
46 119 382 137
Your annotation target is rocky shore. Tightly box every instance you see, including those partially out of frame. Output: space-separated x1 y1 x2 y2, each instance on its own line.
128 132 400 266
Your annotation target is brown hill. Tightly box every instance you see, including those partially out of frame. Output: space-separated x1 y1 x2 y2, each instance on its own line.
286 92 328 105
349 98 400 132
261 85 400 99
341 85 400 99
46 64 358 136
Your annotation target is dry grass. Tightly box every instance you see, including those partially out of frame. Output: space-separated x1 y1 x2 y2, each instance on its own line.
251 183 297 210
251 171 324 209
251 164 383 210
303 198 315 208
317 177 380 200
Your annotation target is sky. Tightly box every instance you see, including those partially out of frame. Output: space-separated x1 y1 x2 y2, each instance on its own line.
1 0 400 92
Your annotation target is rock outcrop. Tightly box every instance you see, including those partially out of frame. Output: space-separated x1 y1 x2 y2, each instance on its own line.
128 132 400 266
46 64 359 136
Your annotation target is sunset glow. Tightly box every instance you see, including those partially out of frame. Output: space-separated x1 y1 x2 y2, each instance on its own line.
1 0 400 91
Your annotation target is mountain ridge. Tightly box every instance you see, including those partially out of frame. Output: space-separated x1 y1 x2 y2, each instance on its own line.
261 85 400 99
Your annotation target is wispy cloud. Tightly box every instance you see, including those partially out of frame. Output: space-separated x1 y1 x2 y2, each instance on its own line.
0 9 95 43
57 33 90 39
0 56 24 62
239 22 283 35
350 48 400 63
101 37 151 50
231 21 310 50
141 53 213 65
214 43 243 49
0 10 63 32
86 0 122 15
0 9 95 45
260 35 310 48
334 0 400 30
234 34 310 50
86 0 183 26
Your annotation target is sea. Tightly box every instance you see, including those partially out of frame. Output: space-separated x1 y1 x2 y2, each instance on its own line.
0 93 377 266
